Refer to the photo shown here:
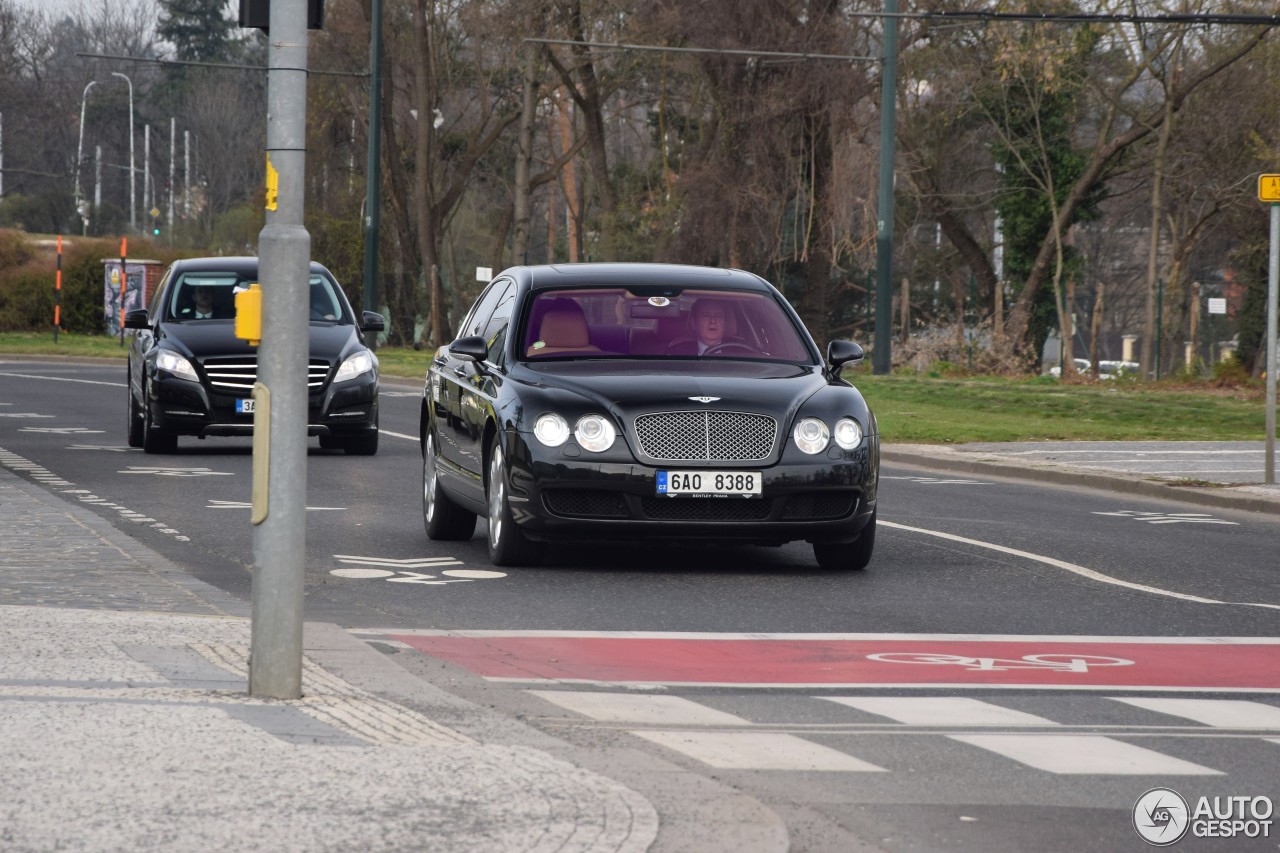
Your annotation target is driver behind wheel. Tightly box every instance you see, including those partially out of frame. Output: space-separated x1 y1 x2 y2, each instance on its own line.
666 297 744 355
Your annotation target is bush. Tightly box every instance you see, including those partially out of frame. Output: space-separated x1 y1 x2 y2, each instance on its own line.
0 231 181 334
1211 355 1251 387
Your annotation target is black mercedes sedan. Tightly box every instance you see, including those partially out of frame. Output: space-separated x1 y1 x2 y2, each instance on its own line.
125 256 384 454
420 263 879 569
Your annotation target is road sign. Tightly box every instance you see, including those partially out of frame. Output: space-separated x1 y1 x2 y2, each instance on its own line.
1259 174 1280 202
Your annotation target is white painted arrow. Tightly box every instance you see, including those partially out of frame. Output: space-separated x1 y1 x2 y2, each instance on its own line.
208 499 345 511
20 427 105 434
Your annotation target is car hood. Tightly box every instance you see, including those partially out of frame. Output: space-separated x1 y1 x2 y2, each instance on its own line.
158 321 362 362
515 360 828 421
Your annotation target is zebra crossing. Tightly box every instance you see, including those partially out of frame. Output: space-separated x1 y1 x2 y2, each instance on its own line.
526 691 1280 776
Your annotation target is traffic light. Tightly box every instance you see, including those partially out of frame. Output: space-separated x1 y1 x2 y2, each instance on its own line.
238 0 324 32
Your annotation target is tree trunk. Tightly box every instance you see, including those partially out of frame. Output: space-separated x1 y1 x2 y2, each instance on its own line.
1142 93 1175 378
511 43 537 265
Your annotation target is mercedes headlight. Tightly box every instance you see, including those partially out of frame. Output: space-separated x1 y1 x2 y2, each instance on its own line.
335 351 374 382
574 414 616 452
156 350 197 381
533 413 570 447
792 417 830 454
833 418 864 450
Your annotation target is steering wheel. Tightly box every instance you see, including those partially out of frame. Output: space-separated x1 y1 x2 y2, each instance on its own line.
703 341 757 356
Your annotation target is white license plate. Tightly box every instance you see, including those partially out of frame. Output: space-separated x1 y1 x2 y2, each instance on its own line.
236 399 255 414
657 470 762 498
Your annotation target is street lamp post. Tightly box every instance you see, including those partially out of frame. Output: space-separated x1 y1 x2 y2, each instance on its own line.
111 72 135 231
74 80 99 233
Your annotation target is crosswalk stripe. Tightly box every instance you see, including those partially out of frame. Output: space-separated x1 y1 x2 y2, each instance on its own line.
528 691 749 726
949 735 1222 775
632 731 885 772
823 696 1056 726
1110 697 1280 729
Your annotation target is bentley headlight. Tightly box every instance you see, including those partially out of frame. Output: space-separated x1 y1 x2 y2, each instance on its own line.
156 350 197 381
575 414 616 452
792 417 830 454
335 351 374 382
833 418 864 450
533 413 570 447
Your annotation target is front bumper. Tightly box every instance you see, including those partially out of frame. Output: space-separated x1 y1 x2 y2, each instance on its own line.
503 432 878 545
146 370 378 438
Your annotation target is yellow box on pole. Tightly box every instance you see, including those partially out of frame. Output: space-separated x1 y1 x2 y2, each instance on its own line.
1259 174 1280 203
235 283 263 345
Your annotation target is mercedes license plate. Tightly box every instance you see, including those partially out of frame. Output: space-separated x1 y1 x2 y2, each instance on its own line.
656 470 761 498
235 398 255 414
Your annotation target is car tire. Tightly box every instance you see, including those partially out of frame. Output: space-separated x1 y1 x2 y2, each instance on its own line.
126 372 144 448
486 441 543 567
342 430 379 456
140 380 177 454
422 431 477 541
813 510 876 571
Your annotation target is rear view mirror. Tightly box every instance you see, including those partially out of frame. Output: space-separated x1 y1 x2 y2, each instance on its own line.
827 340 864 372
124 309 151 330
449 335 488 362
360 311 386 333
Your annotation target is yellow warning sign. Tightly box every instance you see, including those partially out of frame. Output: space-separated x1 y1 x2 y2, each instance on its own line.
1259 174 1280 203
265 153 279 211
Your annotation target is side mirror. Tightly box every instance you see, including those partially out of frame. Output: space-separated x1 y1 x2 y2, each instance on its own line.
124 309 151 330
449 335 489 363
360 311 386 333
827 340 864 372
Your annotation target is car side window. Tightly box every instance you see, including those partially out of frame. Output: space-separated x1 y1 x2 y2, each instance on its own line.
482 283 517 364
458 279 509 340
149 267 173 318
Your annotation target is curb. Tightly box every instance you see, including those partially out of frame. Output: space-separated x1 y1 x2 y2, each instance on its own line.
881 446 1280 517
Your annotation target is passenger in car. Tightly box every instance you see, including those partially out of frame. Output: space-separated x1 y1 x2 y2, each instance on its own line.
665 297 744 355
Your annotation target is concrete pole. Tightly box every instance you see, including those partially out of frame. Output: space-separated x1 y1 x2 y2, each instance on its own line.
75 81 98 231
183 130 191 219
111 72 135 230
168 118 175 233
143 125 150 213
250 0 311 700
94 144 102 208
1266 206 1278 484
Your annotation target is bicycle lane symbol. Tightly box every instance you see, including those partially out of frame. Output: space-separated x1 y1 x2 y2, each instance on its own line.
865 652 1136 673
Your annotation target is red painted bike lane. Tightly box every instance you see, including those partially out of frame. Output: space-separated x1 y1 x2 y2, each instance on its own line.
378 632 1280 691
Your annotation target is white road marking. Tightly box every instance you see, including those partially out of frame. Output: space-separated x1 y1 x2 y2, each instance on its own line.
949 734 1221 775
207 499 345 511
0 412 54 418
633 730 886 771
824 697 1055 726
1110 698 1280 729
0 371 124 387
362 630 1280 643
529 692 750 726
881 520 1279 611
67 444 135 451
19 427 105 434
1092 510 1238 525
119 466 233 477
334 555 463 569
380 429 417 441
332 568 395 579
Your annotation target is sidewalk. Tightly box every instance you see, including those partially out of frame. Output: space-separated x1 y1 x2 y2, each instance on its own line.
883 440 1280 516
0 466 667 853
2 439 1276 852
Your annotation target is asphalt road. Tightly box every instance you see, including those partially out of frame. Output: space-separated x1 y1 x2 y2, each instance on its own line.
4 359 1280 853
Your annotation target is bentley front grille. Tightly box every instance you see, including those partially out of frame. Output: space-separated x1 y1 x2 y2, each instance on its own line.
633 410 776 462
202 356 331 391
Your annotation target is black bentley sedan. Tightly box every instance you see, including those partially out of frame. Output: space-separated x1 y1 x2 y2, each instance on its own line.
420 263 879 569
125 256 384 454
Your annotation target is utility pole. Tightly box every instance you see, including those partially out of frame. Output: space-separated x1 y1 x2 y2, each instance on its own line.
873 0 899 374
249 0 312 700
110 72 135 231
362 0 383 324
168 118 175 235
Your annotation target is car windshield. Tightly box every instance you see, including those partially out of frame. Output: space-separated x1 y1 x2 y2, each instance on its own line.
520 287 812 362
168 272 346 323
